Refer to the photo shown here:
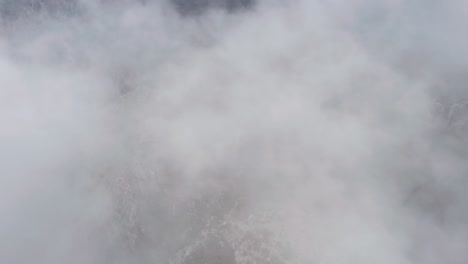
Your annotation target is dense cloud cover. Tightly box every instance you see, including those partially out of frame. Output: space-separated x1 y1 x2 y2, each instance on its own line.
1 1 468 263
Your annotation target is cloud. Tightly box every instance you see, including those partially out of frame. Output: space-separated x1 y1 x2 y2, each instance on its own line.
0 1 467 263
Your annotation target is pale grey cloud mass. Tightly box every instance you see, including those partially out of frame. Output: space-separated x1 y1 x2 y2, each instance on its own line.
0 0 467 263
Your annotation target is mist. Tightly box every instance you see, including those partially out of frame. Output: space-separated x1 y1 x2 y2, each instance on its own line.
1 0 467 263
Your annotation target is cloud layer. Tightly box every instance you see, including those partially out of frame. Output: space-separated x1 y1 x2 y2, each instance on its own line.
1 1 467 263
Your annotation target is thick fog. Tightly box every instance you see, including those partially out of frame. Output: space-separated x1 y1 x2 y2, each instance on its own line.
1 0 468 263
